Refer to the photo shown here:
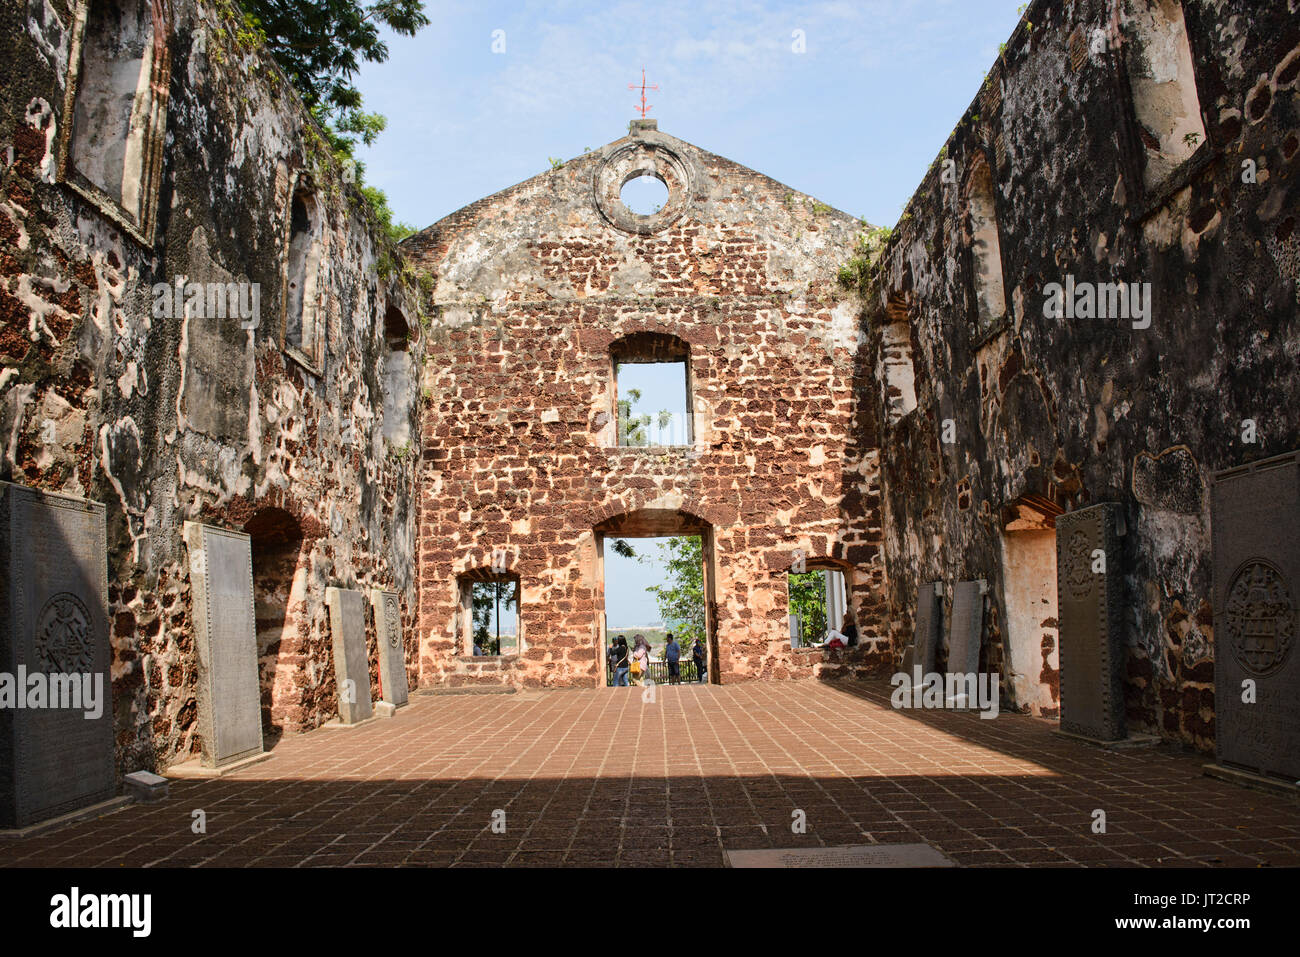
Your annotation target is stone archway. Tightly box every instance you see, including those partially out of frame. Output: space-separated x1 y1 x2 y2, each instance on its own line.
998 494 1063 716
593 505 719 686
244 507 308 743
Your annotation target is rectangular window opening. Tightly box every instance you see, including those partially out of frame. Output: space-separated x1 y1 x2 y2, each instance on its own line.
1125 0 1207 191
463 576 520 657
788 567 851 649
615 360 692 447
61 0 172 241
283 189 326 371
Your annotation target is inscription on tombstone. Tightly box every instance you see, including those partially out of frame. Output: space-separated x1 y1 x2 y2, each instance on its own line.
1055 503 1126 741
326 587 373 724
912 581 943 674
1211 452 1300 781
0 483 115 828
369 589 408 708
946 581 985 677
183 522 264 768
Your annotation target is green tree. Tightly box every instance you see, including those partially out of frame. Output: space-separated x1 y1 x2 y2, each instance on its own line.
236 0 425 240
618 386 650 445
644 536 706 648
616 380 672 446
788 570 828 643
471 579 518 655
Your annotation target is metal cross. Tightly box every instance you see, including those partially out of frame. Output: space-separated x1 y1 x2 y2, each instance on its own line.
629 68 659 118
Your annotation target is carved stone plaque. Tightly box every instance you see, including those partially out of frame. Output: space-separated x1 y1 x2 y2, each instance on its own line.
1211 452 1300 781
326 587 373 724
0 483 115 828
369 589 408 707
912 581 943 675
1055 503 1126 741
946 581 984 677
183 522 264 768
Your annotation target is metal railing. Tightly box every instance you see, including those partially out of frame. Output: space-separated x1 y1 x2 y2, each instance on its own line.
607 659 705 685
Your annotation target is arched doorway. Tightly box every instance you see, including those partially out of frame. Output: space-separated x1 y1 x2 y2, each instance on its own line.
593 506 719 686
244 507 307 743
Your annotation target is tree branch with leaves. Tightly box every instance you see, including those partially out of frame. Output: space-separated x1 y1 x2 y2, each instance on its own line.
236 0 425 241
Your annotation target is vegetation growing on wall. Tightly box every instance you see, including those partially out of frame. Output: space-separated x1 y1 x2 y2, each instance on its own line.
232 0 425 241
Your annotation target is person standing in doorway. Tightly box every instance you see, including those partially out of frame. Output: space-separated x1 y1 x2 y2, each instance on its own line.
665 632 681 685
692 638 706 683
612 636 630 687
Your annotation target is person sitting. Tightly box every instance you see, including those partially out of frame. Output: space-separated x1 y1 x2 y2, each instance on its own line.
841 614 859 648
824 613 858 650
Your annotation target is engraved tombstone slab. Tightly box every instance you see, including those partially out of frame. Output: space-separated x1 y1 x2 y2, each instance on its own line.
913 581 943 674
0 483 115 828
369 589 408 708
1055 503 1126 741
1211 452 1300 782
327 587 373 724
183 522 264 768
946 581 985 677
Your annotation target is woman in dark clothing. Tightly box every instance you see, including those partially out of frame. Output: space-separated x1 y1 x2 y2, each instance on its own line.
612 636 631 687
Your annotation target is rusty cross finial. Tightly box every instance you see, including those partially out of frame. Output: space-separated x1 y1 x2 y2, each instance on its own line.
628 68 659 118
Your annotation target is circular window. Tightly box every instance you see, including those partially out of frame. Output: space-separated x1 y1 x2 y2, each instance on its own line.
593 136 696 234
619 174 669 216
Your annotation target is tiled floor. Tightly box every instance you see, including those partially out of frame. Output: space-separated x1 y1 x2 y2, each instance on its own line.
3 680 1297 867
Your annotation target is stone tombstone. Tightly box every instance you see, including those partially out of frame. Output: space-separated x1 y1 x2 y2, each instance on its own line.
369 589 408 707
0 483 115 828
946 581 985 677
327 587 373 723
183 522 264 768
1211 452 1300 782
913 581 943 674
1055 503 1126 741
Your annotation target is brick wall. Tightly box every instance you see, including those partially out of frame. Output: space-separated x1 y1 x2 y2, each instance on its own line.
1 0 423 770
406 125 888 688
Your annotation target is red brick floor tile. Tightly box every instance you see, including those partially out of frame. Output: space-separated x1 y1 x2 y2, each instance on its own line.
3 680 1297 868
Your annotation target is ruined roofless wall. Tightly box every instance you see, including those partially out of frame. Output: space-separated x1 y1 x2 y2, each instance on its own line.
404 122 888 688
1 0 425 770
863 0 1300 749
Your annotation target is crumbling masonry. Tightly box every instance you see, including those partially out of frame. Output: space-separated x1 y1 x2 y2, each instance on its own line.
0 0 1297 789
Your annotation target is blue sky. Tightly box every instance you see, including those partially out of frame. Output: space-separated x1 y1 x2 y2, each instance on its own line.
355 0 1029 230
606 536 679 628
353 0 1028 623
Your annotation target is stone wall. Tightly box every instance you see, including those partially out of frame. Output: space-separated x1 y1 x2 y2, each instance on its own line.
1 0 425 771
859 0 1300 749
404 123 887 689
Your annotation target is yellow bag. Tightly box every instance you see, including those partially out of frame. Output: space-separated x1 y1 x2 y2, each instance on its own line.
630 659 642 675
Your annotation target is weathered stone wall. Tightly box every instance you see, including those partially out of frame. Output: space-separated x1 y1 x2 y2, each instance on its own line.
860 0 1300 749
404 124 887 689
1 0 424 771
